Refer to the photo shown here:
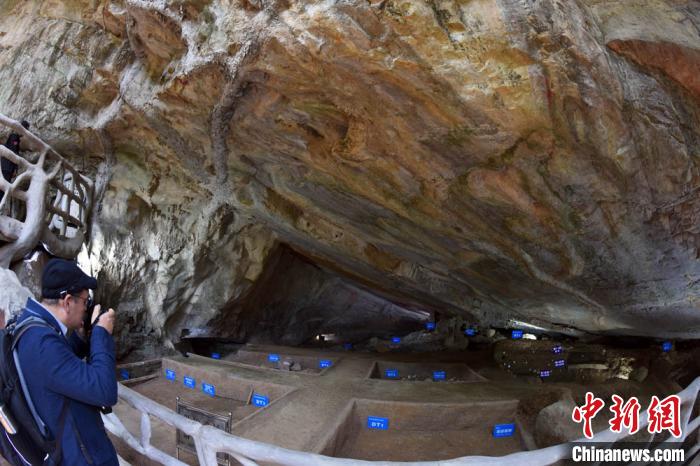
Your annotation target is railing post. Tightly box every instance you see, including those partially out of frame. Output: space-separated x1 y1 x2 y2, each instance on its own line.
140 411 152 448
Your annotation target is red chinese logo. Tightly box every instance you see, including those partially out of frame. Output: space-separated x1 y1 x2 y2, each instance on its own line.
647 395 681 438
573 393 682 439
609 395 641 434
572 392 605 439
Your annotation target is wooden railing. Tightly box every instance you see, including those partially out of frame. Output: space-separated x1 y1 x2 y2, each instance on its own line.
104 376 700 466
0 113 94 267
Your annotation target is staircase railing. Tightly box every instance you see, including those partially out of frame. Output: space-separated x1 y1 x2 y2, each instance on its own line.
104 376 700 466
0 113 94 267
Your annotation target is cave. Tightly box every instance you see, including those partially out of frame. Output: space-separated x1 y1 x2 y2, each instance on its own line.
1 0 700 464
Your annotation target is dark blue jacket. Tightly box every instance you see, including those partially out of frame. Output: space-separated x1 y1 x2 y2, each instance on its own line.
16 299 119 465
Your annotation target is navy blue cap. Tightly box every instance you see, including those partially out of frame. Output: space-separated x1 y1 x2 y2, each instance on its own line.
41 259 97 299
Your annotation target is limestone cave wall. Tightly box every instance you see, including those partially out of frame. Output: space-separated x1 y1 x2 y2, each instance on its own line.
1 0 699 356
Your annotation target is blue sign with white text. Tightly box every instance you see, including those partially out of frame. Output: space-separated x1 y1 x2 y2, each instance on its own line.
433 371 446 381
385 369 399 379
120 369 130 380
211 353 221 359
367 416 389 430
511 330 523 339
465 328 476 336
554 359 566 368
426 322 435 331
268 353 280 362
252 394 269 407
552 345 563 354
662 342 673 352
202 383 216 397
493 423 516 437
319 359 332 369
184 376 196 389
391 337 401 344
540 370 551 378
165 369 176 381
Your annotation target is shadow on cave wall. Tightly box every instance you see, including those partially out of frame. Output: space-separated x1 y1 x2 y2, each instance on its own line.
202 244 432 346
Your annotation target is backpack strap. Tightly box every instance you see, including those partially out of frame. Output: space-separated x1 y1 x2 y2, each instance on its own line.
11 318 59 439
46 399 70 465
69 418 94 465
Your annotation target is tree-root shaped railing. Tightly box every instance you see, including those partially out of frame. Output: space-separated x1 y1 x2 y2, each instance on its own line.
0 113 94 267
104 376 700 466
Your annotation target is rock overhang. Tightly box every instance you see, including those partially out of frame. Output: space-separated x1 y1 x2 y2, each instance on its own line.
0 0 699 353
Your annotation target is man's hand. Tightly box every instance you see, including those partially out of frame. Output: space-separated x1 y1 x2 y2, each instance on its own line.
90 304 102 327
95 308 116 335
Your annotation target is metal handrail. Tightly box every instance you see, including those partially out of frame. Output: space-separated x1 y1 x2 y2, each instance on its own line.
0 113 94 267
104 376 700 465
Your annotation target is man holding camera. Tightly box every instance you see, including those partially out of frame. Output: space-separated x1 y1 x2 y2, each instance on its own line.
15 258 118 465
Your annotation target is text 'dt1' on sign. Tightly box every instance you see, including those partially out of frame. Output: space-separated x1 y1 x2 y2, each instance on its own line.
493 423 516 437
511 330 523 339
367 416 389 430
211 353 221 359
433 371 446 381
165 369 176 381
268 353 280 362
252 394 269 407
184 376 196 389
425 322 435 331
539 370 551 378
319 359 332 369
391 337 401 344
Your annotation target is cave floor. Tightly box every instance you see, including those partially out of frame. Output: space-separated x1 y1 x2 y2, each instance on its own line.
111 344 677 465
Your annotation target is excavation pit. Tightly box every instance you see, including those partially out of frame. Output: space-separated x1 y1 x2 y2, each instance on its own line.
113 357 295 465
319 398 524 461
223 349 338 375
367 360 486 382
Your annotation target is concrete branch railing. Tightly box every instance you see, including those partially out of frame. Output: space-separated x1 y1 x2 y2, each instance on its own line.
104 376 700 466
0 114 94 267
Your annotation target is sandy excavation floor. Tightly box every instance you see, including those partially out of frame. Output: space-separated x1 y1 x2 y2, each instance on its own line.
110 342 684 465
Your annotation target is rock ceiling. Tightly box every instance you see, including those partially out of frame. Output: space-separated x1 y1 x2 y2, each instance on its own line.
1 0 699 352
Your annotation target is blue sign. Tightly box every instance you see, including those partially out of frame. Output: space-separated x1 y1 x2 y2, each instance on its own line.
554 359 566 368
465 328 476 336
202 383 216 397
426 322 436 331
385 369 399 379
511 330 523 339
540 370 551 378
367 416 389 430
343 343 353 350
662 341 673 352
493 423 516 437
120 369 130 380
433 371 446 381
165 369 176 381
252 394 269 407
211 352 221 359
319 359 332 369
552 345 563 354
268 353 280 362
391 337 401 344
184 376 196 389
